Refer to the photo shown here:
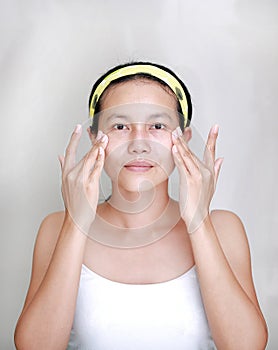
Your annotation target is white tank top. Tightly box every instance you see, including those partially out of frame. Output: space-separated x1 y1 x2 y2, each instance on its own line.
67 264 216 350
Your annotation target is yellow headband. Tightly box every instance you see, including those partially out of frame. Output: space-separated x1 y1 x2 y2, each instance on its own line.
89 64 188 127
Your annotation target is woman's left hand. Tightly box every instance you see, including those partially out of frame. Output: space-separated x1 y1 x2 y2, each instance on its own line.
172 125 224 233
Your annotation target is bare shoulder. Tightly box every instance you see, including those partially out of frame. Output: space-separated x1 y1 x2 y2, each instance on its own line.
209 209 250 268
32 211 67 281
209 209 261 306
36 211 65 246
21 211 65 312
210 209 246 234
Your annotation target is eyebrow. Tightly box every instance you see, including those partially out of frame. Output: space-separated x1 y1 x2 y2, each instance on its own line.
147 113 174 123
104 114 129 124
104 112 174 124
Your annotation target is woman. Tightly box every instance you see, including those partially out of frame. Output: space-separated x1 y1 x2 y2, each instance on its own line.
14 62 268 349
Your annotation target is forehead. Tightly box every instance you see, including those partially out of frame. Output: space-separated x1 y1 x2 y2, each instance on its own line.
100 79 178 111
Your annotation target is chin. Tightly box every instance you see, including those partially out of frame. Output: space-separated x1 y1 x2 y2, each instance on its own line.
117 173 169 194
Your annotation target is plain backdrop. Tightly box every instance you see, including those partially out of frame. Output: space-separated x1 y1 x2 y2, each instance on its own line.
0 0 277 349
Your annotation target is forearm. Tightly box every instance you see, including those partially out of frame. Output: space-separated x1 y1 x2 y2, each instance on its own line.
190 216 267 350
15 215 87 350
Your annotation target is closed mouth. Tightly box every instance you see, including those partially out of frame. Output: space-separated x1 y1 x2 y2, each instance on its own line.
124 160 154 172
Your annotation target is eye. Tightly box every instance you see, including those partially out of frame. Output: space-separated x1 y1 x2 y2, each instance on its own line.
113 123 128 130
150 123 167 130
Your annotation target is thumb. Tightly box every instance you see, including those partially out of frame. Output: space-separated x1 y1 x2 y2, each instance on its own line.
214 157 224 186
58 155 65 169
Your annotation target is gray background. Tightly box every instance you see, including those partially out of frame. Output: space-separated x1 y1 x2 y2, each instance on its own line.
0 0 277 349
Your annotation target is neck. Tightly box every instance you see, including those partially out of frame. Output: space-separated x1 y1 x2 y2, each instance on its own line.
93 181 182 248
105 181 171 229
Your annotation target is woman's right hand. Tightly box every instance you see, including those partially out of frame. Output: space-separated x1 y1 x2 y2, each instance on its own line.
58 125 108 235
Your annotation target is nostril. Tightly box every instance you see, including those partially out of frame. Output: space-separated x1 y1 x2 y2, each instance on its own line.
132 148 148 154
128 138 151 154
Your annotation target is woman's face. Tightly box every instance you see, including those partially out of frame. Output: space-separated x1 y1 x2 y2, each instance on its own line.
96 80 183 193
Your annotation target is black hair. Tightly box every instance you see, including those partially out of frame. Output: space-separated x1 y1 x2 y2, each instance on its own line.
88 61 192 134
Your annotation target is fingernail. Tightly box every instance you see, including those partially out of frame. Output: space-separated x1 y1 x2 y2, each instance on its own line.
74 124 82 134
98 146 104 156
99 134 108 148
172 145 178 153
213 124 219 134
96 130 103 141
172 126 183 139
176 126 183 137
100 134 108 144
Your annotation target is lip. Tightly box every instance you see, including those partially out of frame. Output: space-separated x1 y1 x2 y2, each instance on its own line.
124 160 154 172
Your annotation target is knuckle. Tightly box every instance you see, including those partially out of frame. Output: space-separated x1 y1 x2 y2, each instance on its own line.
65 147 74 157
203 168 213 180
66 170 77 183
175 156 182 165
183 149 191 157
78 176 85 187
208 144 215 152
195 172 203 183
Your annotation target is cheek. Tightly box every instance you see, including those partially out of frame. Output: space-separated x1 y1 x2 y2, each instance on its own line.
160 135 175 167
161 150 175 176
104 136 124 160
103 139 125 178
154 135 174 155
151 139 175 175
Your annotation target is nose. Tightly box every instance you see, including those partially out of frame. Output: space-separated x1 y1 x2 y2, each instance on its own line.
127 127 151 154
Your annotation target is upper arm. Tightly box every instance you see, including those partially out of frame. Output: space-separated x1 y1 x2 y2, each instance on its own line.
20 211 65 314
210 210 261 312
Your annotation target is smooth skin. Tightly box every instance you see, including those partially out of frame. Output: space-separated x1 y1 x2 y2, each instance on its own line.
14 80 268 349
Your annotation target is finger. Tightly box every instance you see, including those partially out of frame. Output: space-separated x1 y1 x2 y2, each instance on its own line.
203 124 219 168
67 133 108 181
172 134 200 175
64 124 82 173
83 133 108 178
214 157 224 186
88 146 105 183
89 129 103 146
97 133 109 149
172 127 199 161
172 144 190 175
83 146 100 179
58 155 65 169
